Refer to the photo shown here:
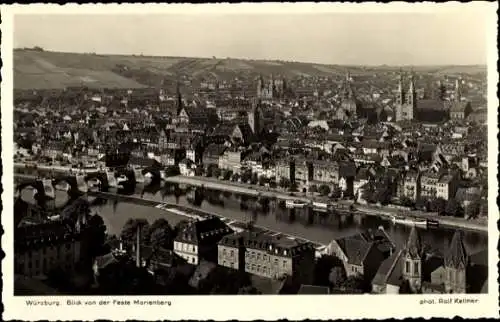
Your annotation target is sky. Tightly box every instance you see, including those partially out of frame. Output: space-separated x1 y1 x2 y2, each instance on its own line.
13 10 491 66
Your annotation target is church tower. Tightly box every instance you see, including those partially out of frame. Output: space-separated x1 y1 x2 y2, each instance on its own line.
455 78 462 102
343 71 354 99
402 226 423 292
176 81 183 116
269 74 275 99
396 69 405 105
257 74 264 99
444 231 469 293
406 71 417 108
248 98 261 136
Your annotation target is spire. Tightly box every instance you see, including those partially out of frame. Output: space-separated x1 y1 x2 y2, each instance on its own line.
408 69 415 93
405 226 422 259
176 81 183 115
258 74 264 87
344 70 354 99
455 78 462 102
444 230 468 269
398 68 404 92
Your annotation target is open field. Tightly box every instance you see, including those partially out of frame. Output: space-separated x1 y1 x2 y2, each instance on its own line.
14 49 487 90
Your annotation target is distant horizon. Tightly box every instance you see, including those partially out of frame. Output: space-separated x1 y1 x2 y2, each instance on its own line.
14 47 488 69
13 12 490 66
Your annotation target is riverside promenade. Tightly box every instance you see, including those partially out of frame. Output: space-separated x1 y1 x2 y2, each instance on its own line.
164 175 488 233
87 191 326 254
13 172 488 233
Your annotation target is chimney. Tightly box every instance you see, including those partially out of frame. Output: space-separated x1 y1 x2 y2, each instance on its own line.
136 225 141 268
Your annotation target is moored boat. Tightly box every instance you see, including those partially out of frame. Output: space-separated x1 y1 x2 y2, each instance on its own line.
87 178 101 191
116 175 128 188
391 215 428 228
106 169 117 188
285 199 308 209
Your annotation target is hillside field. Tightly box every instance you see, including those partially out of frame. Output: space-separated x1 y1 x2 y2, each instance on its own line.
13 49 487 90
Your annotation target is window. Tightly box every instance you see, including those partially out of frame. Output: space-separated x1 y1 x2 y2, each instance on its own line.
257 253 260 260
414 262 419 274
230 250 234 257
191 257 195 264
251 264 255 271
282 260 286 268
405 261 410 274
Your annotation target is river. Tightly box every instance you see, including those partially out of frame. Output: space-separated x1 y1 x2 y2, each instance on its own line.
20 184 488 257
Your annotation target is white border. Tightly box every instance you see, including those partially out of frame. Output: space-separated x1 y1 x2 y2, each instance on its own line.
2 3 499 320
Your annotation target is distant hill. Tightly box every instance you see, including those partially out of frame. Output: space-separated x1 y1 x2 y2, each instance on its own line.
13 49 488 90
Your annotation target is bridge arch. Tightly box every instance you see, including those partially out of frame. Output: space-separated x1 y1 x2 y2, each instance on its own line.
115 168 136 185
84 171 109 191
141 167 161 183
15 179 46 200
52 174 88 194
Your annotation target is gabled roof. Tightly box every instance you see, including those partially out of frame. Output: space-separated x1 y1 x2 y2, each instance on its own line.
417 99 444 111
128 156 161 168
444 231 469 269
449 101 470 112
298 284 330 294
405 226 422 259
372 249 403 287
175 217 233 245
94 252 120 271
203 143 227 156
335 234 374 265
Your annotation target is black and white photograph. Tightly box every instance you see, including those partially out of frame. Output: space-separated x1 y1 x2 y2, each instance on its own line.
2 2 498 321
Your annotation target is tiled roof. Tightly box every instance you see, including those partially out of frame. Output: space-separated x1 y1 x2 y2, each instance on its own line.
94 252 120 270
444 231 469 269
405 226 422 259
417 99 444 111
203 144 227 157
449 101 470 112
128 156 161 168
297 284 330 294
372 249 403 286
219 229 314 257
336 235 374 265
188 260 217 289
175 217 233 245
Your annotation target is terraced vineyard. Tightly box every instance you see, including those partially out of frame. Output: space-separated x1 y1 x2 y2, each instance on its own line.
13 48 487 90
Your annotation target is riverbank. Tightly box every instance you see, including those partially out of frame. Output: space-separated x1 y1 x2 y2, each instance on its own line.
89 191 327 255
14 173 488 233
164 175 488 233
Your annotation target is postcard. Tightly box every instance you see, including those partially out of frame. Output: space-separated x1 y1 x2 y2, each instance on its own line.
1 2 498 320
